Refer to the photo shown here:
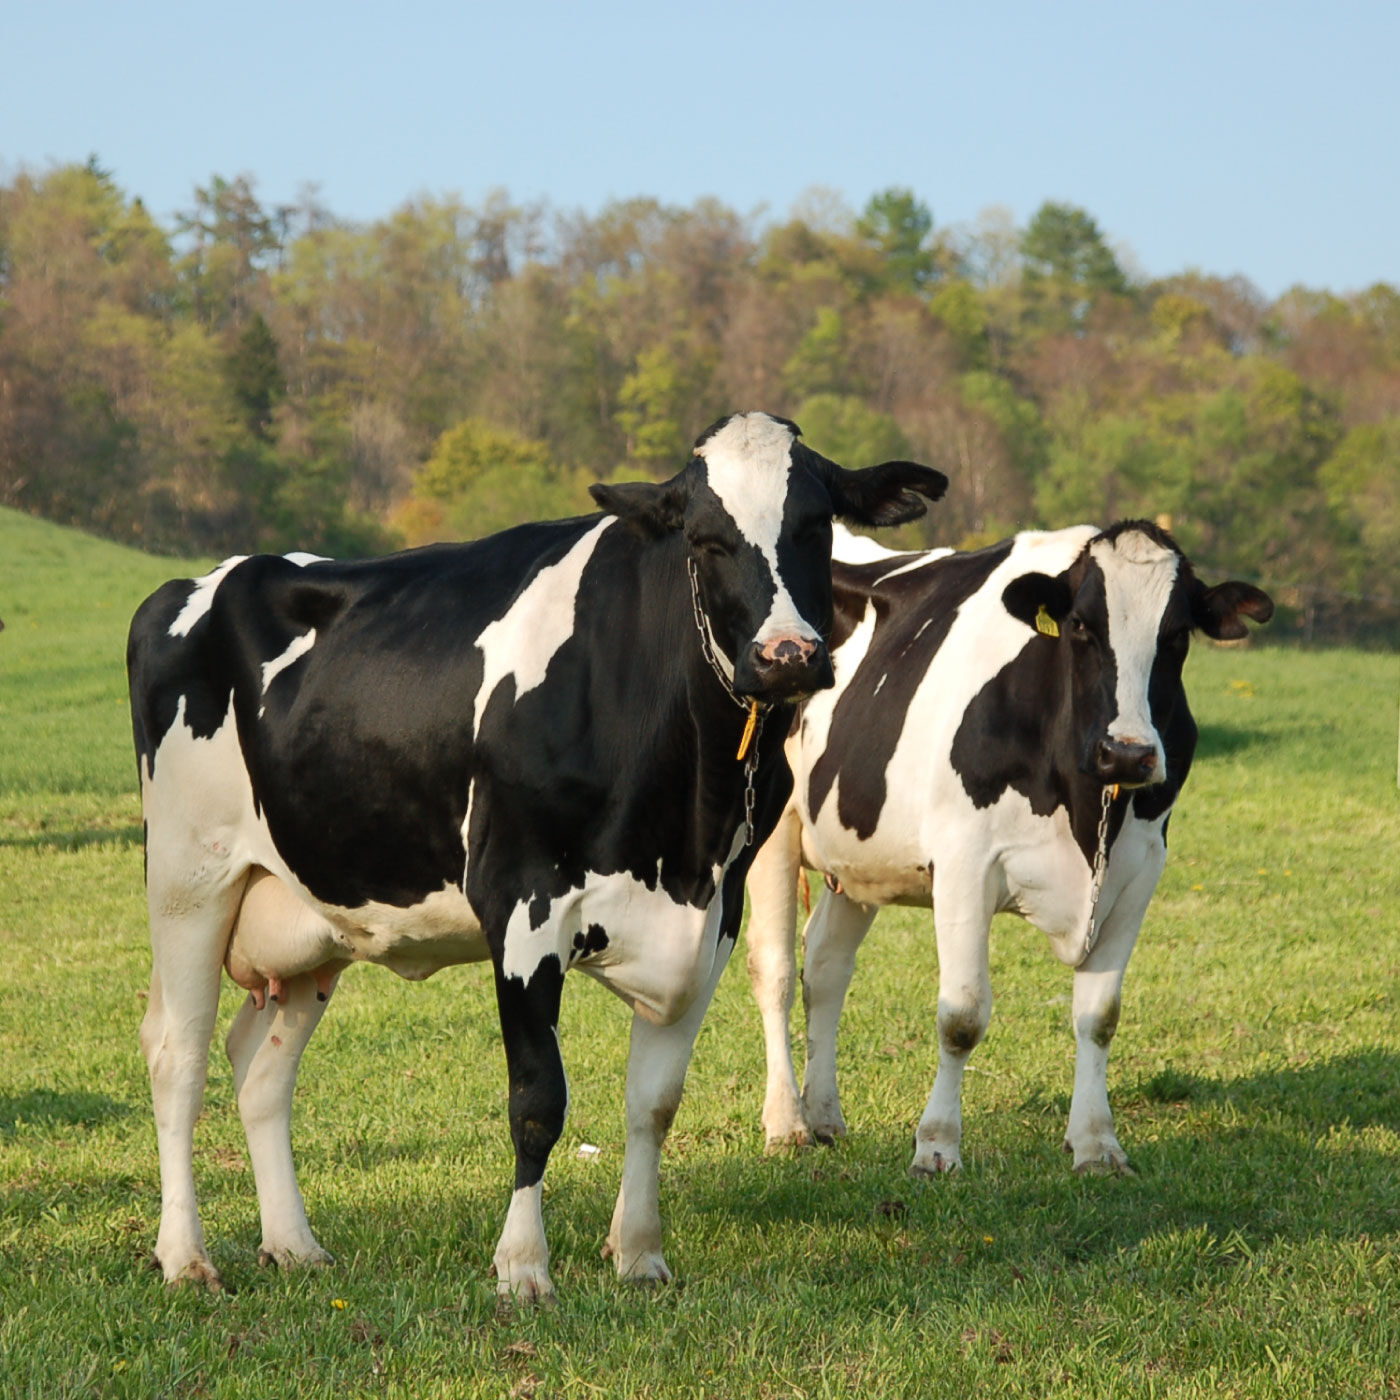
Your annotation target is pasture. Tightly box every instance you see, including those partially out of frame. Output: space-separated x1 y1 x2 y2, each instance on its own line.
2 506 1398 1399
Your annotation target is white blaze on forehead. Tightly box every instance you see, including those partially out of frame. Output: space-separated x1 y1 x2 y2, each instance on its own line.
473 518 612 737
1090 530 1180 752
698 413 818 645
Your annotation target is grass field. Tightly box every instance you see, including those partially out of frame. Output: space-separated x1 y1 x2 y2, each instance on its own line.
2 505 1398 1399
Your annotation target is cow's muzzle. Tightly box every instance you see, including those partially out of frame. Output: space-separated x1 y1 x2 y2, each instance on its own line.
1089 737 1162 787
735 634 833 701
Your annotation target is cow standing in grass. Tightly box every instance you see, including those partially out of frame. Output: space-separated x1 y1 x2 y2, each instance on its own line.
128 412 947 1299
746 521 1272 1173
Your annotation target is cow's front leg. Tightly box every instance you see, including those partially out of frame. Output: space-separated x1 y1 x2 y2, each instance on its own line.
604 935 735 1284
491 957 568 1303
225 967 342 1269
799 887 877 1144
1064 855 1159 1174
912 871 993 1176
744 807 809 1147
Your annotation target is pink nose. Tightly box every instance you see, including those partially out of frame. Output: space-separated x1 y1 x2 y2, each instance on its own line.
756 635 819 666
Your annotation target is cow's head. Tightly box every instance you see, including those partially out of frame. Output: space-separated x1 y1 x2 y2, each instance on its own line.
590 412 947 701
1001 521 1273 787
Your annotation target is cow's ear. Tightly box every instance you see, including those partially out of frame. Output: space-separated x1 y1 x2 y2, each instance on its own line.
1002 571 1074 633
818 458 949 527
590 474 688 537
1192 580 1274 640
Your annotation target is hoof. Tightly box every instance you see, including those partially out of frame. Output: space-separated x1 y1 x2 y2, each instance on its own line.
1072 1154 1135 1178
763 1128 813 1153
495 1286 556 1318
161 1255 225 1292
258 1244 334 1270
909 1150 961 1178
602 1239 673 1285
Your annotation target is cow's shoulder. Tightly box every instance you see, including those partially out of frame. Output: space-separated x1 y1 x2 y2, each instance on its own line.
806 539 1017 840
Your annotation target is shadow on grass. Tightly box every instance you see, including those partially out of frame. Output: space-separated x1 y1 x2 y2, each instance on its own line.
1134 1047 1400 1131
1 1087 134 1134
1193 722 1269 760
0 824 144 853
61 1051 1398 1305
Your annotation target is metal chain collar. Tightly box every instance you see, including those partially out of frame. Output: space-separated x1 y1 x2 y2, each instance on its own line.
686 557 767 845
1080 783 1119 963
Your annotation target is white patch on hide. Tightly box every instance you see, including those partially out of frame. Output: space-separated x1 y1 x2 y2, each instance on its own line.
472 518 613 737
168 557 249 637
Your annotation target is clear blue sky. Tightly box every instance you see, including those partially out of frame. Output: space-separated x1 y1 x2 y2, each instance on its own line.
5 0 1396 299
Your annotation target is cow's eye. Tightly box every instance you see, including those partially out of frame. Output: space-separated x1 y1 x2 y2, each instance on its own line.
690 536 731 559
1067 613 1090 640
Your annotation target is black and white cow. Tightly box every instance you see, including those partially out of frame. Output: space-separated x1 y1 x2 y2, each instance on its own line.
128 412 947 1299
745 521 1272 1173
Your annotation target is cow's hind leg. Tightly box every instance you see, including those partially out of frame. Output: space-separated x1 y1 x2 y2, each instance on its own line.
140 874 247 1288
744 806 809 1147
604 935 736 1284
225 967 342 1268
799 888 877 1144
491 957 568 1303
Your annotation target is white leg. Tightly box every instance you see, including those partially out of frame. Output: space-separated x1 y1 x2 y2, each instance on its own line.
1064 852 1160 1173
744 807 809 1147
225 968 341 1267
911 870 993 1176
140 878 245 1287
799 889 877 1143
604 936 736 1283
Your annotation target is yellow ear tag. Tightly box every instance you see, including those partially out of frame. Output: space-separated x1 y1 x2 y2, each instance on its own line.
736 700 760 761
1035 605 1060 638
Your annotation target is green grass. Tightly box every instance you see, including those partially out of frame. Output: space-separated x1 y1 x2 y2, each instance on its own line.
2 505 1398 1398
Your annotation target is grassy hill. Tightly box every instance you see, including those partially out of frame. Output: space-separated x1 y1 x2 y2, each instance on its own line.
0 507 208 811
1 506 1398 1398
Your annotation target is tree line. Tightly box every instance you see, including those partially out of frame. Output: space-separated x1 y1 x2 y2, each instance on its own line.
1 158 1396 640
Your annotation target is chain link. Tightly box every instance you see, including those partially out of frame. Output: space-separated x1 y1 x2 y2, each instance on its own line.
1081 783 1118 962
686 556 767 844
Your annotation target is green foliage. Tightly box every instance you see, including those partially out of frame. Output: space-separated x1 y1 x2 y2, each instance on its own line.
3 508 1400 1396
782 307 847 400
855 187 937 293
0 163 1396 633
1319 418 1400 596
225 312 283 439
405 417 591 541
1021 200 1129 295
929 279 990 368
792 393 910 466
616 345 692 471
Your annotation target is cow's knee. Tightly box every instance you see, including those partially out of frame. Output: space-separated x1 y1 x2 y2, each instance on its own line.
938 1001 988 1057
1076 995 1121 1050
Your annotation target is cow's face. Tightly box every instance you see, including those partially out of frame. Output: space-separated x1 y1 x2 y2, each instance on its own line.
1002 522 1273 787
591 412 947 702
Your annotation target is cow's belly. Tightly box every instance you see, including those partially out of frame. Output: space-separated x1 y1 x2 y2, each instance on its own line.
228 867 489 984
797 773 936 907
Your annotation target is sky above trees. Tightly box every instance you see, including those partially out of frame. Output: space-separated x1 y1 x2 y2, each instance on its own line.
5 0 1397 300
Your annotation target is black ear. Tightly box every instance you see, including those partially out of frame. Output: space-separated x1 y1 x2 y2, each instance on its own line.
1192 580 1274 640
589 473 689 537
1002 571 1074 633
820 459 949 527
